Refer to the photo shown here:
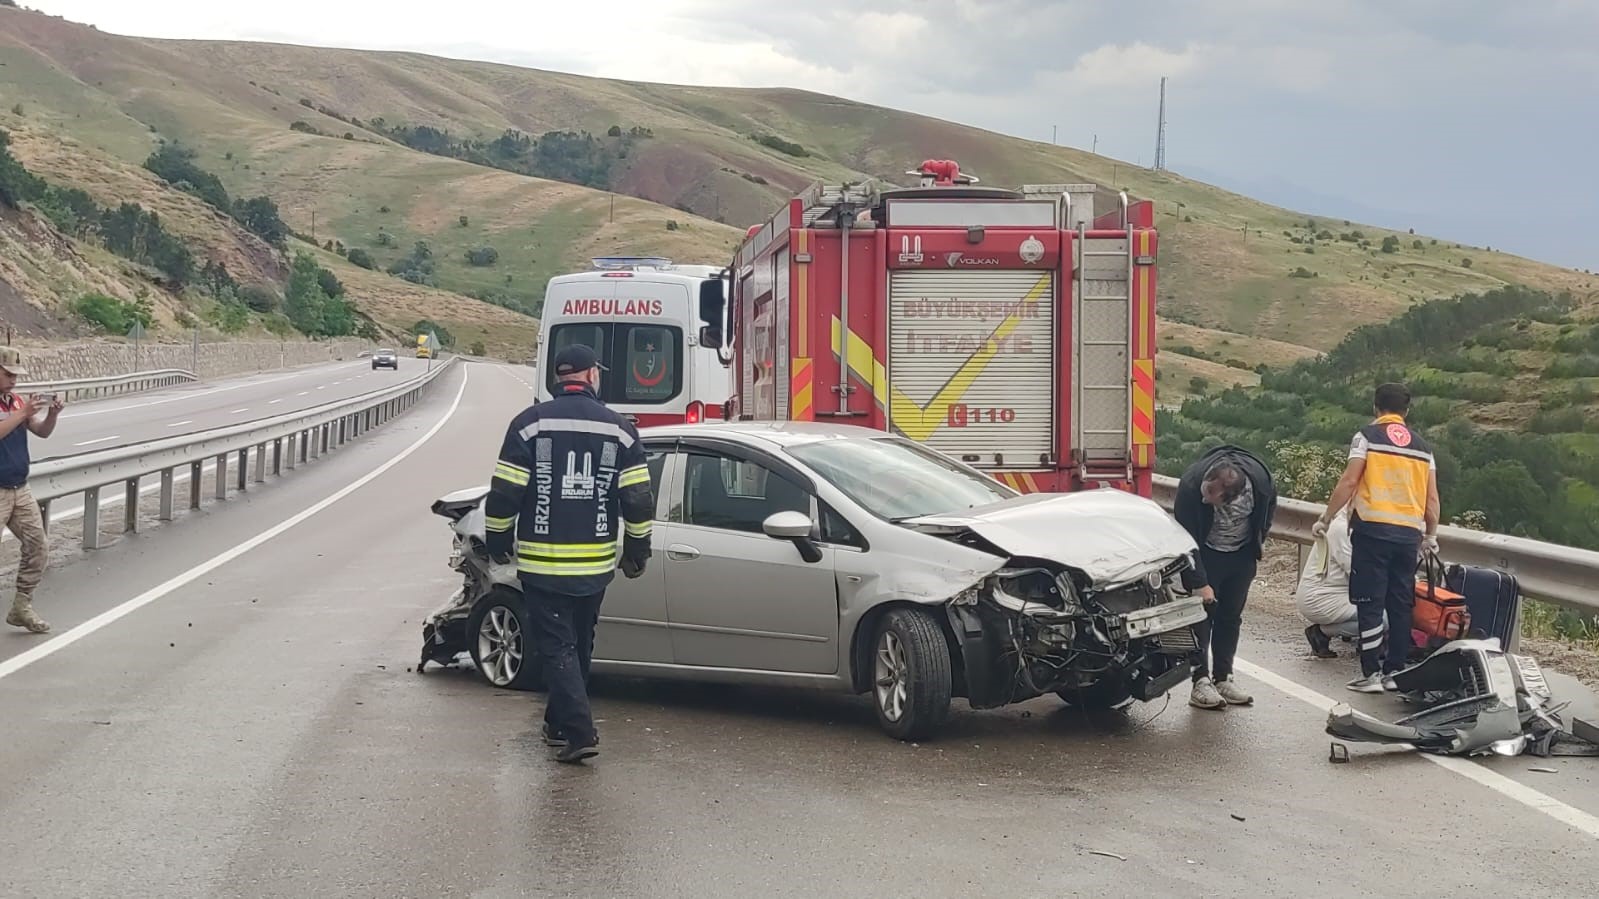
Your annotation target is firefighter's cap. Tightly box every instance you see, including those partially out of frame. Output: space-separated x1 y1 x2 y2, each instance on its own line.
552 344 607 377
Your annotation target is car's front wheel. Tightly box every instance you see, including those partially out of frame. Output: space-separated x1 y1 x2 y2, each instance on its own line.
871 609 952 741
467 589 545 691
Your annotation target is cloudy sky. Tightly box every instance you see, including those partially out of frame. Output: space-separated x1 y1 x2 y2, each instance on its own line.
31 0 1597 270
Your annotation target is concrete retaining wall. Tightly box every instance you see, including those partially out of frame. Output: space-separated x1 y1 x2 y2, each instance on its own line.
13 338 376 382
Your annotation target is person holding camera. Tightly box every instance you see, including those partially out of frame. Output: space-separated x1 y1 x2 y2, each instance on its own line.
0 347 63 635
483 345 654 763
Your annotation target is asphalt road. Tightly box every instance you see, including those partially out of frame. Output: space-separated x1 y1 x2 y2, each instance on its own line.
31 355 438 461
1 361 1595 898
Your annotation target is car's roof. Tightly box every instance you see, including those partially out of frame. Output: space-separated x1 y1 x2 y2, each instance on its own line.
637 420 895 449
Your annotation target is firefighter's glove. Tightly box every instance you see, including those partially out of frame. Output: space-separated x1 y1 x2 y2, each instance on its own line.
1311 518 1329 539
491 551 514 567
620 554 647 579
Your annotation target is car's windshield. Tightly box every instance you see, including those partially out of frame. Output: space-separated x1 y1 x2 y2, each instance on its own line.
788 437 1016 521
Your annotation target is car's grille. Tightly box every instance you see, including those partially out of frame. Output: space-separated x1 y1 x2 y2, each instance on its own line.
1095 583 1162 615
1155 628 1199 653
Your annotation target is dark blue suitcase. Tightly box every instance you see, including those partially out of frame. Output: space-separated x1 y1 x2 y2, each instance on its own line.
1444 563 1520 647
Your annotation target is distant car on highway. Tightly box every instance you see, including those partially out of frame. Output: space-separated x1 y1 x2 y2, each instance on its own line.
372 348 399 370
419 422 1206 740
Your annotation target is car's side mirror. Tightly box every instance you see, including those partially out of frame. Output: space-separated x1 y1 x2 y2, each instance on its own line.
699 324 723 350
762 511 823 563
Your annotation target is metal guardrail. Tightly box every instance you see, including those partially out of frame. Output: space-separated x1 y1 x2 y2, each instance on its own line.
20 369 198 401
29 358 459 549
1151 475 1599 621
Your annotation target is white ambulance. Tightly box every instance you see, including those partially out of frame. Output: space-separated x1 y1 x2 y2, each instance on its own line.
536 257 732 426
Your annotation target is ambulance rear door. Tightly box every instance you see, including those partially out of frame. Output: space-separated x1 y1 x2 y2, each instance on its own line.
540 275 694 425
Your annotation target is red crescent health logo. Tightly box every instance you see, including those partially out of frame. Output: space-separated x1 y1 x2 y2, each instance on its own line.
1386 423 1412 447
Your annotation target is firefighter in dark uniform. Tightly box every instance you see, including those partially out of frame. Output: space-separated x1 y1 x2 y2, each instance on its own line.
484 344 654 763
1315 382 1440 694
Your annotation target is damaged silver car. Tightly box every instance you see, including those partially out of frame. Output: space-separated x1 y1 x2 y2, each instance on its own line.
420 422 1208 741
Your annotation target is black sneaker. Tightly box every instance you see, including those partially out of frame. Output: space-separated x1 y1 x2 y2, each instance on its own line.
541 722 567 748
555 741 599 764
1305 625 1337 659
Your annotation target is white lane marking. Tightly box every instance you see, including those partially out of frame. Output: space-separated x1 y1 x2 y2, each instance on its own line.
0 367 470 681
229 408 249 414
72 435 120 447
1236 657 1599 840
297 392 309 397
316 386 326 390
167 420 193 428
59 363 365 420
269 399 283 405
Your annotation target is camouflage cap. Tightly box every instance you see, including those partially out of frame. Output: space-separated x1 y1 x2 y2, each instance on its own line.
0 346 28 378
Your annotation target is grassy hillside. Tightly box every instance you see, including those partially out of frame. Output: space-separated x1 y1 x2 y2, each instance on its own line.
1 6 1593 374
0 8 745 327
1159 286 1599 552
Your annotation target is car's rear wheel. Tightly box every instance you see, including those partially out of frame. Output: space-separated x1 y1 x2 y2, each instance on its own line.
871 609 952 741
467 589 545 691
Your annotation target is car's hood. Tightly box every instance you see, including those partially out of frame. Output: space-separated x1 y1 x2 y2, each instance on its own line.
900 489 1198 586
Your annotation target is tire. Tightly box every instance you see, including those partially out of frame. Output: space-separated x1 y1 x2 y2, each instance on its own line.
871 608 953 741
466 589 545 691
1057 677 1135 711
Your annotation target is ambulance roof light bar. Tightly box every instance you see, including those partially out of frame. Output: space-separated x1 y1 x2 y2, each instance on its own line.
590 256 674 271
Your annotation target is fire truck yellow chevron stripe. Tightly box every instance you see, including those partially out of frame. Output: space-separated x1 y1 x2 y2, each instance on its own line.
1132 359 1155 446
854 273 1052 442
791 357 814 421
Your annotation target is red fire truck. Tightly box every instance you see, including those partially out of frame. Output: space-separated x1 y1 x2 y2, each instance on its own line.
721 160 1159 497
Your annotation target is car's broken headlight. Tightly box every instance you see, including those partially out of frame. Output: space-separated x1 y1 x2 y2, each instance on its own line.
991 568 1083 616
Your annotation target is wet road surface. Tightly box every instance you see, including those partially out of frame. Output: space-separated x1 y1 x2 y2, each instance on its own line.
0 362 1595 898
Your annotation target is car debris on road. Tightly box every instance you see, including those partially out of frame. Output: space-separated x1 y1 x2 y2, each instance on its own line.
1326 637 1599 758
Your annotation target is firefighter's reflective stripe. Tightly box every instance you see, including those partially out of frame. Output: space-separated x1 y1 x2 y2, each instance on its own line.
625 519 652 538
494 461 531 486
518 417 636 448
1351 414 1433 539
618 463 650 489
484 515 515 533
517 539 619 576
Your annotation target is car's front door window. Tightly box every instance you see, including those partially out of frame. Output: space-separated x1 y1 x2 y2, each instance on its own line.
681 451 810 534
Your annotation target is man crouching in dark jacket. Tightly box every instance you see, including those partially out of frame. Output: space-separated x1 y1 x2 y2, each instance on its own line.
1173 445 1277 710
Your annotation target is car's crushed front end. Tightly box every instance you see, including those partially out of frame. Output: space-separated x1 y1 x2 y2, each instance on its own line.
899 489 1207 710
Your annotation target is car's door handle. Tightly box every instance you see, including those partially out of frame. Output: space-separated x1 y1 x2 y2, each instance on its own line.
666 543 700 561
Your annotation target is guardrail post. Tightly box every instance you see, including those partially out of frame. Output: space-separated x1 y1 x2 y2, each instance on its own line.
253 443 266 483
190 461 202 510
82 487 101 550
237 449 248 492
124 477 139 534
216 452 228 501
159 468 175 521
273 438 284 476
321 423 330 455
39 499 49 532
